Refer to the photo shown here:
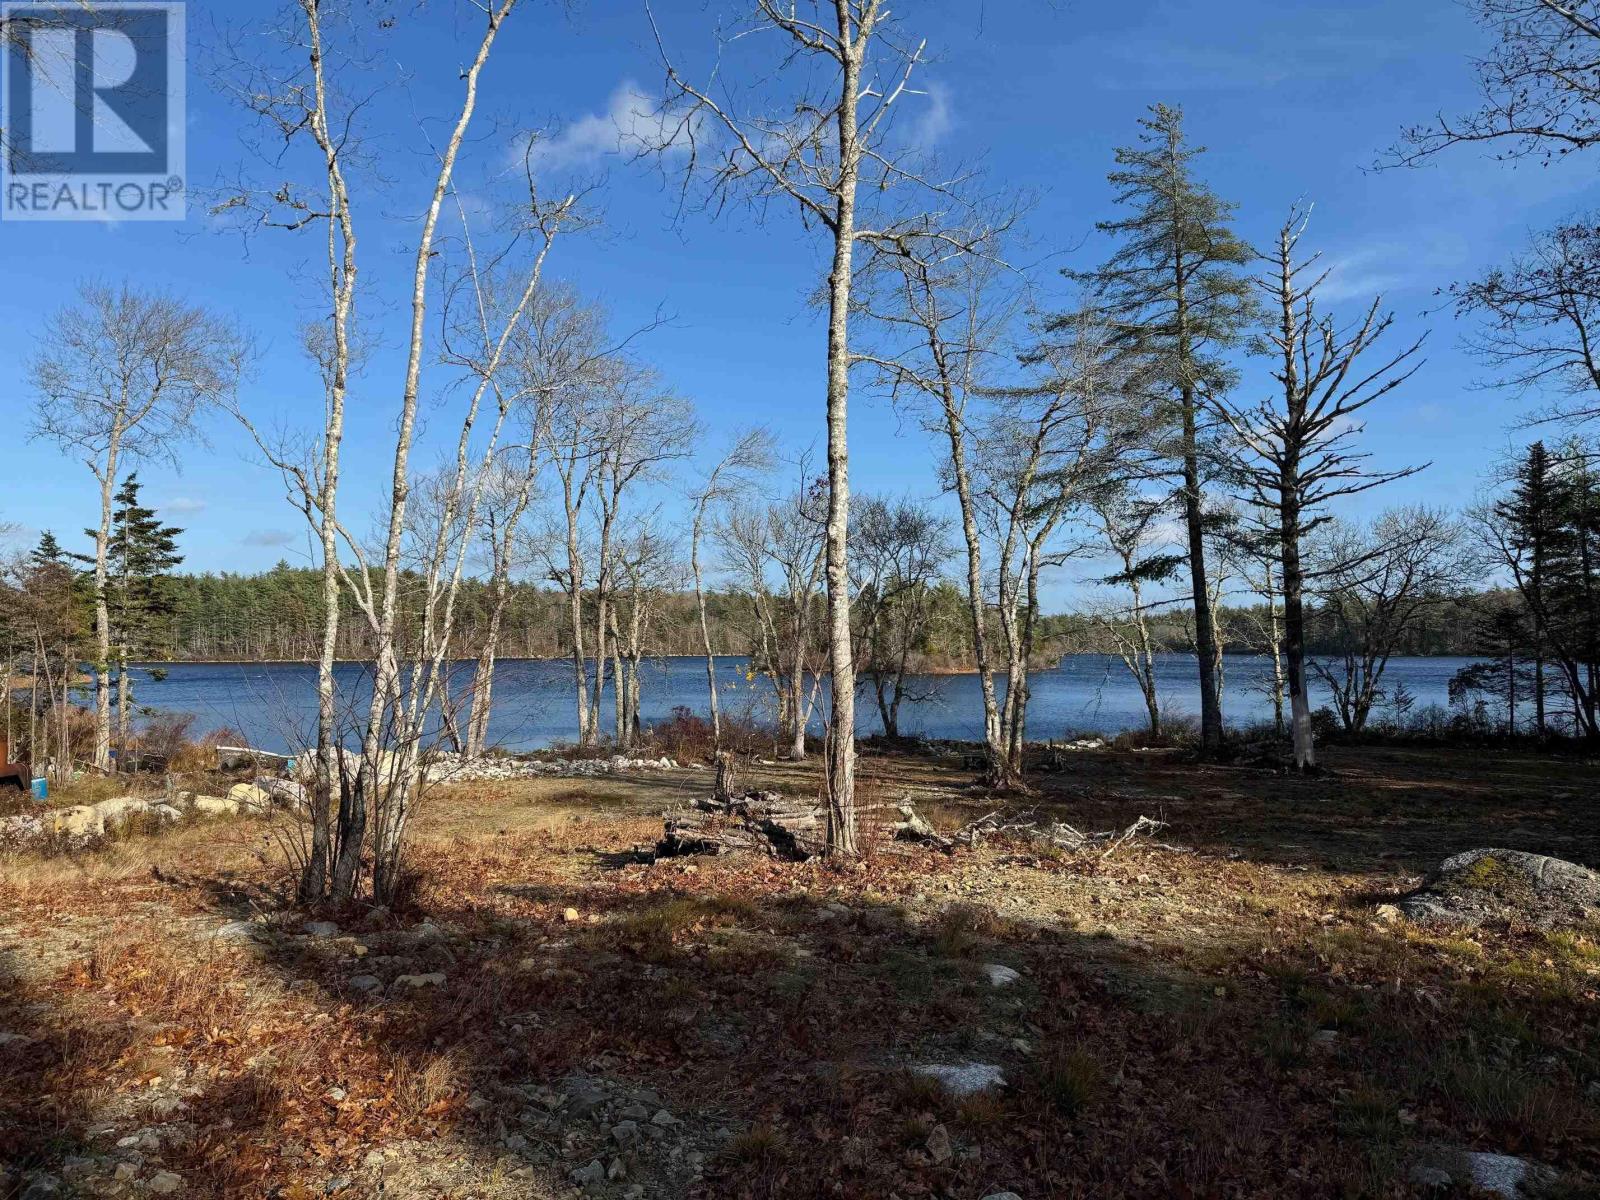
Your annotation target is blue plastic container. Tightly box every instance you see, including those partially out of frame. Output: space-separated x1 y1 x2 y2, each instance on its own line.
30 777 47 801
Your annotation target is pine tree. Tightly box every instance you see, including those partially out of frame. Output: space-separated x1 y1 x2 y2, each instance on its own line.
1069 103 1257 752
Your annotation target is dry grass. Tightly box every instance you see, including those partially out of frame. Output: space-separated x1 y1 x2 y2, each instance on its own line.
2 744 1598 1199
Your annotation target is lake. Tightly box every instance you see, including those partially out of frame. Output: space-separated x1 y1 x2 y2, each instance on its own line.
121 654 1482 754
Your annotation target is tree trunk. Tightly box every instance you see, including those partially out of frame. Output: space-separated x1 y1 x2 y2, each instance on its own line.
115 646 130 768
939 396 1009 783
91 445 119 774
1181 393 1222 752
691 522 722 747
1281 499 1315 771
465 632 499 760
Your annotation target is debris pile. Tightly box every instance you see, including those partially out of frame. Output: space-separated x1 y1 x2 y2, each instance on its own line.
658 791 825 860
425 753 682 784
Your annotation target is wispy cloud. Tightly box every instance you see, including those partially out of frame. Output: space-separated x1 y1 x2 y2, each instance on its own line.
1314 249 1417 304
161 497 207 516
511 80 690 171
242 529 295 548
907 82 954 148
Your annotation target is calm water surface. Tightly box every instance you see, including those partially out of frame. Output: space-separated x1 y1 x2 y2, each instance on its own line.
124 654 1482 755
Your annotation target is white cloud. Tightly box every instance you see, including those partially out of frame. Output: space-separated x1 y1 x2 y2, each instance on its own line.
1315 249 1413 304
907 82 953 148
512 80 688 171
242 529 295 548
161 497 207 516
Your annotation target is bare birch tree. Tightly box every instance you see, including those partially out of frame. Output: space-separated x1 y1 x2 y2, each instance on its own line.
718 477 828 758
646 0 957 850
28 284 247 775
218 0 540 903
688 429 775 747
978 310 1144 775
1088 492 1178 739
857 223 1022 784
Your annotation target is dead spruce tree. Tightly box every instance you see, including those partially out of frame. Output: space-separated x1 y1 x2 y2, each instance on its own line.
1070 103 1256 754
647 0 958 851
1214 207 1425 769
28 284 247 776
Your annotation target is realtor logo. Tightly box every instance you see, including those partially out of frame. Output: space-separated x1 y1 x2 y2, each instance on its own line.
1 2 186 221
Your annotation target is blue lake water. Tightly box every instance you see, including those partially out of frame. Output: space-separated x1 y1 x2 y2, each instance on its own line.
122 654 1482 755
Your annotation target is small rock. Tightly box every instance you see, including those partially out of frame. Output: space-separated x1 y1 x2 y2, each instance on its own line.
214 921 258 941
147 1172 182 1195
304 921 340 938
606 1156 627 1181
650 1108 678 1127
362 1150 385 1170
611 1120 639 1144
325 1178 351 1194
563 908 581 923
1311 1029 1340 1048
20 1176 62 1200
569 1160 605 1189
348 975 383 996
1409 1164 1452 1190
1373 903 1403 924
980 963 1021 988
113 1164 137 1183
618 1103 651 1122
913 1062 1006 1096
982 1193 1023 1200
389 972 446 991
926 1124 953 1164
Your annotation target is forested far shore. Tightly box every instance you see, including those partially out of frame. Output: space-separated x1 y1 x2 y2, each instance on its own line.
144 563 1507 664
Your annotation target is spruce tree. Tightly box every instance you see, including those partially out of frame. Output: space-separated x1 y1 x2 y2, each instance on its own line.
85 476 184 762
1070 104 1257 751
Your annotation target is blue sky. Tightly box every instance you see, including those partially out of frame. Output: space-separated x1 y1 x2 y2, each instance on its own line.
2 0 1594 607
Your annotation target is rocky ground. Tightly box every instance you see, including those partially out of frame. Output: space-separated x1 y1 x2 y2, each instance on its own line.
2 743 1598 1199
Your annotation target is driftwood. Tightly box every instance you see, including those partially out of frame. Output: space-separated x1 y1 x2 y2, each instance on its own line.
660 791 1173 863
895 805 1172 857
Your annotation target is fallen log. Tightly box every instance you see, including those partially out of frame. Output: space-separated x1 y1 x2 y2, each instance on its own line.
658 791 826 860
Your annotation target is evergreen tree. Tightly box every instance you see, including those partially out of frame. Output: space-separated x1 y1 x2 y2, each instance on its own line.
1479 439 1600 735
1450 601 1536 733
80 476 184 762
1493 442 1558 732
1069 103 1257 752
